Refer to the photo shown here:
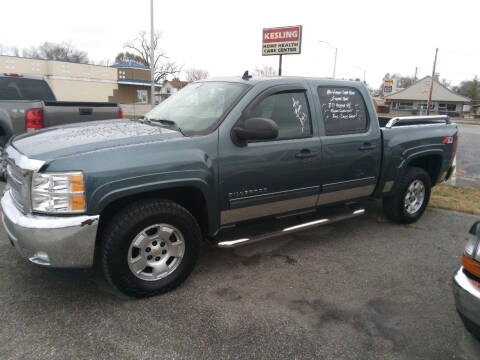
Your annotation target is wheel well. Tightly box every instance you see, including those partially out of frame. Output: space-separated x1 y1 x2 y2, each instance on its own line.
408 155 442 185
97 187 209 238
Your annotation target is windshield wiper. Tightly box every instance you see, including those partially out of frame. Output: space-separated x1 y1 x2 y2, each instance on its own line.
143 117 185 135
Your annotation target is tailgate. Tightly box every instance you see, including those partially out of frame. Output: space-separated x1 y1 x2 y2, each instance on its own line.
43 101 120 127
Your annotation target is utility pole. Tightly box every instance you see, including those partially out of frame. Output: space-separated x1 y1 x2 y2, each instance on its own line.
150 0 155 106
427 48 438 115
278 55 282 76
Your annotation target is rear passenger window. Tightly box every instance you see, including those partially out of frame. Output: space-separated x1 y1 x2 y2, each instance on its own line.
249 91 312 140
317 87 368 135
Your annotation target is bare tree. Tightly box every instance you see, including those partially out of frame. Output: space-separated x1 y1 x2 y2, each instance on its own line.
379 73 414 90
22 41 89 63
119 31 181 82
440 78 452 89
254 64 276 77
185 68 209 81
114 51 145 65
397 76 414 88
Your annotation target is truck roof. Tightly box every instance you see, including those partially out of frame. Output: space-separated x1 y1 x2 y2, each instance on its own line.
205 75 364 87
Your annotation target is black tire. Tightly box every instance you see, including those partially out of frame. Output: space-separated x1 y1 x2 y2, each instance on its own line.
99 199 201 298
383 166 431 224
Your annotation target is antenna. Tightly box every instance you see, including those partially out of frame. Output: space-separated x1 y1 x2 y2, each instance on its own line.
242 71 252 80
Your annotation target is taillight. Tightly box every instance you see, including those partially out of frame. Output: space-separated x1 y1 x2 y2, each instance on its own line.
25 108 44 131
453 134 459 158
119 107 123 119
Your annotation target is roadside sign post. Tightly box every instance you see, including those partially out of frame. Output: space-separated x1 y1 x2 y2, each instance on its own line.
262 25 302 76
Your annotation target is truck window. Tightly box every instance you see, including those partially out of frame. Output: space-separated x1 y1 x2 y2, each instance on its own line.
249 91 312 140
0 77 56 101
317 87 368 135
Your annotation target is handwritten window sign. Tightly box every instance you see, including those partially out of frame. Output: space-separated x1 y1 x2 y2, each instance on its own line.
262 26 302 56
317 87 368 135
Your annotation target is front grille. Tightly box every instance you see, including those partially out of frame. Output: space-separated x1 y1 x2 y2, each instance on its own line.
6 160 30 212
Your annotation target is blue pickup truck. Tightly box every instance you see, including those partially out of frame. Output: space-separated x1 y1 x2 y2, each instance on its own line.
1 75 457 297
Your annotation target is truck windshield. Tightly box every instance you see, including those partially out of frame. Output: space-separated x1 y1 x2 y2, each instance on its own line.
145 81 248 134
0 77 56 101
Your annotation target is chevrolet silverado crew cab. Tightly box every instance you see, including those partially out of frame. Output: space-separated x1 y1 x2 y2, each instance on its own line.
1 75 457 297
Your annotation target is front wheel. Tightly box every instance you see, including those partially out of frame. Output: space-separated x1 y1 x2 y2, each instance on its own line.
383 167 431 224
99 199 201 298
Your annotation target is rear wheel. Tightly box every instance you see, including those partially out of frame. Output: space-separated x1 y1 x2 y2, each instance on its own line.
100 199 201 298
383 167 431 224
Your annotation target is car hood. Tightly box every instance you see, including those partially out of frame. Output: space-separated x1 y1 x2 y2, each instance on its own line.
11 119 183 161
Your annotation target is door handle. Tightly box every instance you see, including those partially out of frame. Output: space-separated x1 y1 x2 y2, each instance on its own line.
295 149 318 159
359 143 377 151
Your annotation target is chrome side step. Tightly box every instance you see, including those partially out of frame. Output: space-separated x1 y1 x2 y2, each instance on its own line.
215 205 365 249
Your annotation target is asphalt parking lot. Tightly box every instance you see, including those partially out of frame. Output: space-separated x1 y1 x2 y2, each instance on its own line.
1 201 480 360
455 124 480 189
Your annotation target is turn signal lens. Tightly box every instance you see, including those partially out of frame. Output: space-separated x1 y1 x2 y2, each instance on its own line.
71 174 84 192
463 253 480 279
71 195 86 211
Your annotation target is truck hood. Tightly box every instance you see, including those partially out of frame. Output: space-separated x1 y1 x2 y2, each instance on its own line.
11 119 183 161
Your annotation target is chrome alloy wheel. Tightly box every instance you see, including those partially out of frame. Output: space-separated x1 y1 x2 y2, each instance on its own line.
404 179 425 215
128 224 185 281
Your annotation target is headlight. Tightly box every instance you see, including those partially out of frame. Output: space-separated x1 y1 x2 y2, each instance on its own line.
31 172 86 213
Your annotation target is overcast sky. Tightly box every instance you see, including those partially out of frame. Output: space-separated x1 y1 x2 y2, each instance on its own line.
1 0 478 87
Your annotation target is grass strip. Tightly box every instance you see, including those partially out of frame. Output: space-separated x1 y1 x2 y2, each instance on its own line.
430 184 480 215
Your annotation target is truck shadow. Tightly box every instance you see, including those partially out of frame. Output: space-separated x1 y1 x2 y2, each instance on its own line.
8 199 387 301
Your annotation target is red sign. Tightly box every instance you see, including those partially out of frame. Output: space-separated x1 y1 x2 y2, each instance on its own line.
262 25 302 56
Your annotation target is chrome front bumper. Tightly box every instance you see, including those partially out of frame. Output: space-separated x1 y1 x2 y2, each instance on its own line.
453 267 480 329
1 190 99 268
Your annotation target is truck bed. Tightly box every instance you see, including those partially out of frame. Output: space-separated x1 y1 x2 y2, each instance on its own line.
376 115 458 197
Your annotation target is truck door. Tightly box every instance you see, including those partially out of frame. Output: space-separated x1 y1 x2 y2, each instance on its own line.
218 84 322 225
314 85 381 204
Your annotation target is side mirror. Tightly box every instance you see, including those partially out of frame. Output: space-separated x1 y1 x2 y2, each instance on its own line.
232 117 278 146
